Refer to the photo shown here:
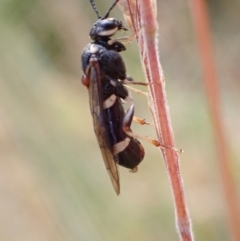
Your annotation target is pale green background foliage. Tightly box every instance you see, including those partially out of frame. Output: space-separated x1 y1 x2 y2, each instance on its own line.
0 0 239 240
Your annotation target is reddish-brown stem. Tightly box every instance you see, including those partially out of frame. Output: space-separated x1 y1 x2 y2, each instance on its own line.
189 0 240 240
118 0 194 240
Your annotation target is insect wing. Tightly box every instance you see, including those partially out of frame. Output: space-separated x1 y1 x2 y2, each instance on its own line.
88 57 120 195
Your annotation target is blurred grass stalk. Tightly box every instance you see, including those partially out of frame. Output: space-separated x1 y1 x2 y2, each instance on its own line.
118 0 194 240
188 0 240 240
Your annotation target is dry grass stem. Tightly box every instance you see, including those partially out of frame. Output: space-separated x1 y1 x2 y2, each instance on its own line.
118 0 194 240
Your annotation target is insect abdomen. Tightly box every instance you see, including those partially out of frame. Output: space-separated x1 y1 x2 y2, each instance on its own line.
104 97 144 170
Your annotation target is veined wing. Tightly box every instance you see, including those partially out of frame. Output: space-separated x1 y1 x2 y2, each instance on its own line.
87 55 120 195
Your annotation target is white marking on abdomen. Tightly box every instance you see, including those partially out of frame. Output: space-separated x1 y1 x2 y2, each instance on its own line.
113 137 130 155
103 94 117 109
110 79 117 86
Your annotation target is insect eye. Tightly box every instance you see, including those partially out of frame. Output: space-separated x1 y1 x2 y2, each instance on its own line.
97 19 120 37
90 18 126 40
101 19 118 30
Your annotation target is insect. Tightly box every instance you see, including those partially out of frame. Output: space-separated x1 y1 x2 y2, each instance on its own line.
81 0 157 194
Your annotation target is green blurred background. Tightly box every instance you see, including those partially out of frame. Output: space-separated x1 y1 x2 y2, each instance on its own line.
0 0 239 240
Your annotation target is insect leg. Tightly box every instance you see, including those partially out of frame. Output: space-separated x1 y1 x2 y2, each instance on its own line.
107 27 142 46
122 105 159 146
133 116 153 126
120 76 149 86
124 85 148 96
107 34 135 46
123 105 182 153
110 79 153 125
114 81 152 125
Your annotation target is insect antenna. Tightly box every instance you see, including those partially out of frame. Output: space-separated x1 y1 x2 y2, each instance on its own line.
102 0 119 19
89 0 102 19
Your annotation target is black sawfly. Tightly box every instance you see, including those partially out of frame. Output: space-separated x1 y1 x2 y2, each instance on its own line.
81 0 146 195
